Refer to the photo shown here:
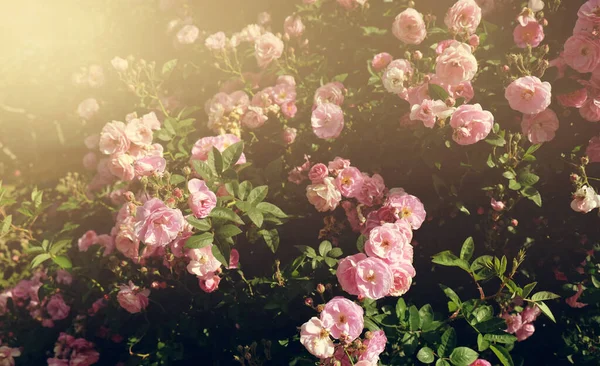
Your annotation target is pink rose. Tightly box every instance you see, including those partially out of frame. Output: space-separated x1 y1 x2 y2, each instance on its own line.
521 108 559 144
580 95 600 122
78 230 98 252
134 198 184 246
355 257 394 300
503 313 523 334
241 106 268 129
300 317 335 359
133 156 166 177
328 157 351 175
282 101 298 118
450 103 494 145
578 0 600 23
356 174 386 207
306 177 342 212
99 121 129 155
125 119 153 147
55 270 72 286
515 323 535 341
273 84 296 105
505 76 551 114
445 0 482 35
308 163 329 184
109 153 135 181
337 253 368 296
470 360 492 366
450 81 475 102
336 0 367 10
521 306 541 323
199 274 221 293
586 136 600 163
254 32 284 68
188 179 217 218
410 99 455 128
314 82 345 106
392 8 427 45
335 167 364 198
176 25 199 44
365 222 413 264
382 60 413 94
490 198 505 211
513 20 544 48
284 15 305 37
282 127 297 144
187 245 222 277
117 281 150 314
389 262 415 296
320 297 364 341
311 103 344 139
571 185 600 213
435 41 478 86
228 249 240 269
355 362 377 366
372 52 393 71
360 330 387 362
205 32 227 50
557 87 588 108
47 294 70 320
190 134 246 165
84 134 99 149
384 189 426 230
0 345 21 365
77 98 99 120
563 34 600 73
277 75 296 86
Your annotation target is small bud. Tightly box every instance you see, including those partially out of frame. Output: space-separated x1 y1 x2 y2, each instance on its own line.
511 219 519 227
570 173 580 182
124 191 135 202
542 18 548 26
581 156 590 165
182 166 192 176
445 97 456 107
151 281 160 289
477 207 485 215
316 304 325 313
364 331 373 339
304 297 313 307
316 284 325 293
542 44 550 54
502 65 510 72
423 74 431 83
173 188 183 198
413 50 423 60
165 197 176 207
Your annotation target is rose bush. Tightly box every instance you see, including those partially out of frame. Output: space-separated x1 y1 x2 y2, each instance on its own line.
1 0 600 365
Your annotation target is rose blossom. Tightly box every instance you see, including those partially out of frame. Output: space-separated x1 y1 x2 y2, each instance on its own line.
557 87 588 108
308 163 329 184
410 99 455 128
111 56 128 71
187 179 217 218
199 274 221 293
505 76 551 114
578 0 600 23
176 24 199 44
306 177 342 212
311 103 344 139
389 263 415 296
55 270 72 286
355 257 393 300
364 222 413 263
109 153 135 181
300 317 335 359
335 167 364 198
470 360 492 366
282 127 297 144
99 121 129 155
314 82 345 106
580 95 600 122
521 306 541 323
77 230 98 252
337 253 368 296
254 32 284 68
125 119 153 146
356 173 386 206
320 297 364 341
491 198 505 211
359 330 387 362
521 108 559 144
134 198 184 246
228 249 240 269
385 189 426 230
241 106 268 129
445 0 482 35
0 345 20 365
77 98 99 120
382 61 413 95
46 294 70 321
571 185 600 213
117 281 150 314
190 134 246 164
586 136 600 163
392 8 427 45
205 32 227 50
513 21 545 48
563 34 600 73
450 103 494 145
355 362 377 366
284 15 305 37
435 41 478 86
515 323 535 341
372 52 393 71
187 245 222 277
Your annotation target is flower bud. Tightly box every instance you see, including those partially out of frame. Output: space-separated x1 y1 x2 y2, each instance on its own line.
173 188 183 198
304 297 313 307
316 284 325 293
581 156 589 165
511 219 519 227
413 50 423 60
445 97 456 107
502 65 510 72
570 173 580 182
542 18 548 26
316 304 325 313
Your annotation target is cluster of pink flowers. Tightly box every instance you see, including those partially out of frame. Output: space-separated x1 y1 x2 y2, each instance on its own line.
502 305 541 341
300 297 386 363
0 270 73 328
550 0 600 123
203 75 297 134
47 332 100 366
311 82 346 139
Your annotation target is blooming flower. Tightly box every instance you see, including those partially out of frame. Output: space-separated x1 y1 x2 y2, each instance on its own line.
364 222 413 264
308 163 329 184
335 167 364 198
384 189 426 230
198 274 221 293
392 8 427 45
359 330 387 362
176 25 199 44
134 198 184 246
99 121 129 155
311 103 345 139
46 294 70 321
435 41 478 86
117 281 150 314
513 21 545 48
205 32 227 50
563 34 600 73
372 52 393 71
337 253 368 296
320 297 364 341
306 177 342 212
314 82 345 106
188 179 217 218
77 98 99 120
300 317 335 359
254 32 284 68
445 0 482 35
520 108 559 144
355 257 394 300
0 345 21 366
187 245 222 277
284 15 305 37
505 76 551 114
571 185 600 213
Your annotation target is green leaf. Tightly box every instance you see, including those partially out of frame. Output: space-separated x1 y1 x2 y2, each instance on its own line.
525 143 542 156
170 174 186 186
209 207 244 225
161 59 178 74
356 235 367 252
490 344 514 366
52 255 72 269
319 241 332 257
521 186 542 207
363 317 380 332
483 334 517 344
417 347 435 364
409 305 420 331
238 181 252 201
225 181 239 198
477 333 490 352
502 171 516 180
460 237 474 261
185 232 214 249
438 327 457 358
535 302 556 322
508 180 521 190
332 73 349 83
396 298 407 320
259 229 280 253
419 304 434 330
247 208 264 227
530 291 560 302
517 171 539 187
186 216 212 231
216 224 242 239
296 245 317 258
1 215 12 236
191 160 214 180
31 253 51 268
440 284 461 305
49 240 71 255
474 318 507 333
485 134 506 147
361 26 388 36
221 141 244 170
436 360 451 366
211 241 229 266
208 147 223 175
248 186 268 205
522 282 537 298
432 251 470 272
449 347 478 366
328 248 343 258
256 202 287 218
429 83 450 101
